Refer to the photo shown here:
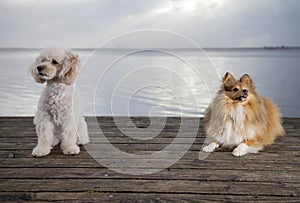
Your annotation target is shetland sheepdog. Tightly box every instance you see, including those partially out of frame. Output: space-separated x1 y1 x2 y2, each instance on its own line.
202 72 284 156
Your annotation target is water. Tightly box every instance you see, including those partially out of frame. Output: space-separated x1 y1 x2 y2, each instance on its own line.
0 48 299 117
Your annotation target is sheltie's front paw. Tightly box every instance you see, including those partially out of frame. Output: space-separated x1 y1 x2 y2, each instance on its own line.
232 143 249 156
203 142 219 153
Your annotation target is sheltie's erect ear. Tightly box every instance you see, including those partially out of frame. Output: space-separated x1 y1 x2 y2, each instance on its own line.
223 72 236 90
240 74 255 89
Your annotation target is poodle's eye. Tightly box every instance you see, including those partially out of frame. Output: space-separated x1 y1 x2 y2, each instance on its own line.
52 60 59 65
232 87 239 92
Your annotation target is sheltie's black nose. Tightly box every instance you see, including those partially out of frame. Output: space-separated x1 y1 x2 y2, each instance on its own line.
243 89 248 93
37 66 45 72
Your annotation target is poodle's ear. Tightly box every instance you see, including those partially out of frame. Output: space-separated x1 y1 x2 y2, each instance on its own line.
60 50 80 85
29 56 46 84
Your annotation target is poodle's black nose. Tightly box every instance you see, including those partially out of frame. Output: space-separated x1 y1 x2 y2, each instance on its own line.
37 66 45 72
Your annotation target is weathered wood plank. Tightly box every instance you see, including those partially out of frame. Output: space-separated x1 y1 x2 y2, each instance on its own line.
1 150 299 162
0 158 299 171
0 168 298 183
0 135 298 144
0 117 299 202
1 131 299 139
1 192 299 203
0 142 298 152
0 179 299 197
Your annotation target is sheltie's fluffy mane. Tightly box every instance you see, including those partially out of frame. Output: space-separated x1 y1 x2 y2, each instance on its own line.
203 72 285 156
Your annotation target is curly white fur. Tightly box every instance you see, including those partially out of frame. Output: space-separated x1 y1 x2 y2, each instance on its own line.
30 47 89 157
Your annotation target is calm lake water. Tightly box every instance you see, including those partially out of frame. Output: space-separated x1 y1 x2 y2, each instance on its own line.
0 48 299 117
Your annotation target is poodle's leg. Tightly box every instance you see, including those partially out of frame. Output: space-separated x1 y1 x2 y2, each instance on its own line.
76 116 89 145
52 128 61 147
60 122 80 155
32 119 54 157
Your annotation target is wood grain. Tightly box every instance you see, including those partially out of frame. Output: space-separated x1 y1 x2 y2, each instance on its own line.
0 117 299 202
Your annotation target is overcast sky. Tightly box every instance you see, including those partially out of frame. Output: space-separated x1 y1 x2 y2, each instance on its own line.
0 0 299 48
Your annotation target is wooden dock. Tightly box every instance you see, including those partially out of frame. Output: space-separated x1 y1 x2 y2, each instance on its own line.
0 117 299 202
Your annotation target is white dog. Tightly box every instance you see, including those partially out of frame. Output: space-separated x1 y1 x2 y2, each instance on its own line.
30 47 89 157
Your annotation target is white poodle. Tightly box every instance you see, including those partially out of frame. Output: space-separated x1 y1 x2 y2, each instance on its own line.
30 47 89 157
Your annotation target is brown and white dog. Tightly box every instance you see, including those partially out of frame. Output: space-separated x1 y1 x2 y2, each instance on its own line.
202 72 284 156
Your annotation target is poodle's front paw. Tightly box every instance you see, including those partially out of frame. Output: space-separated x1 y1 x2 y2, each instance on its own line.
202 142 219 153
232 143 248 157
77 134 89 146
32 146 51 157
62 144 80 155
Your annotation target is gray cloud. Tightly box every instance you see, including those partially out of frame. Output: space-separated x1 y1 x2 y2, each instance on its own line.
0 0 299 48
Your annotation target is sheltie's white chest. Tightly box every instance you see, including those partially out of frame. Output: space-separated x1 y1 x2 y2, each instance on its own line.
209 104 254 147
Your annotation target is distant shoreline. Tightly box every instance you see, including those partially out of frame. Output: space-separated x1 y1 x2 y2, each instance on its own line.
0 46 300 52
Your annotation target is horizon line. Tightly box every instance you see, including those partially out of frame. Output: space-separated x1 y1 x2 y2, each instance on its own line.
0 46 300 50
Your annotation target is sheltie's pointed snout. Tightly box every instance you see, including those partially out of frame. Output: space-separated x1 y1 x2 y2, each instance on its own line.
243 89 248 94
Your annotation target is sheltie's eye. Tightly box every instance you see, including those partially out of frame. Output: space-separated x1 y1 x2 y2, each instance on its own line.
232 87 239 92
52 60 59 65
